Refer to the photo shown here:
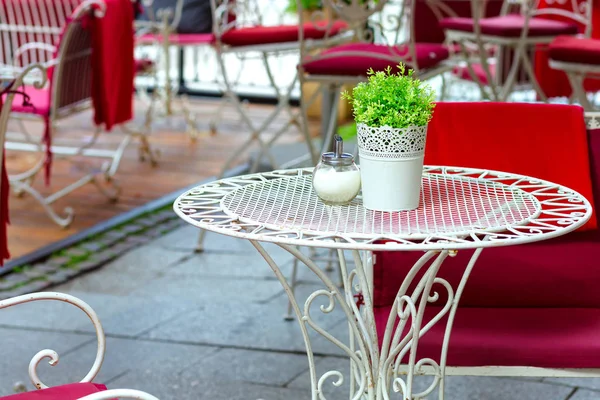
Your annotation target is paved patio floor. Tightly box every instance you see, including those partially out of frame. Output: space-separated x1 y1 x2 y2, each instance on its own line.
0 224 597 399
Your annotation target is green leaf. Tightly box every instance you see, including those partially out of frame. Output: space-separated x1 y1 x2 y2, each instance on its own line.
342 63 436 130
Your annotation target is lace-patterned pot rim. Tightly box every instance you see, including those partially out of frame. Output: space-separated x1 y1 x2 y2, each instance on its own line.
357 123 427 160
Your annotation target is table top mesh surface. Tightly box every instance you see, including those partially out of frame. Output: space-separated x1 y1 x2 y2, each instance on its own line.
220 174 540 238
174 167 592 250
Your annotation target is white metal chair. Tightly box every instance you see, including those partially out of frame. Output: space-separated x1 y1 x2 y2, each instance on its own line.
135 0 218 139
1 0 154 228
439 0 593 102
0 293 159 400
296 0 452 154
549 35 600 110
209 0 320 177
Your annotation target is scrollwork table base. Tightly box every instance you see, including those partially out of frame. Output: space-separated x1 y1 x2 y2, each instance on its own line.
173 167 591 400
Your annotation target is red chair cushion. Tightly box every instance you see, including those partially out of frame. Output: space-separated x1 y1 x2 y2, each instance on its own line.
0 383 107 400
220 21 347 47
549 35 600 65
374 306 600 368
414 0 504 44
439 15 579 37
134 58 154 74
136 33 215 46
3 85 50 116
373 230 600 308
451 62 494 85
302 43 449 76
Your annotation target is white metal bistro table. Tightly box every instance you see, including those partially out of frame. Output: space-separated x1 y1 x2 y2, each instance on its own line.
173 166 592 400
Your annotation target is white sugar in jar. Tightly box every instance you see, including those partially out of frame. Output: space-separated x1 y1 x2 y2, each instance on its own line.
312 136 361 206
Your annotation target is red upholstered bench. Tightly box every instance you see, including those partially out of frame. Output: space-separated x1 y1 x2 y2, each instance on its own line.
372 103 600 376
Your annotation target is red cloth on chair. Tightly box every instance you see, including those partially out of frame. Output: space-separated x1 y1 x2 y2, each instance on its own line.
220 21 348 47
534 0 600 98
302 43 449 76
91 0 134 130
0 94 8 265
439 15 578 37
424 102 597 230
374 306 600 368
0 383 107 399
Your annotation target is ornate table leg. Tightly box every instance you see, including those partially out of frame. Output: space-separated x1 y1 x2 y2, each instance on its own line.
250 240 484 400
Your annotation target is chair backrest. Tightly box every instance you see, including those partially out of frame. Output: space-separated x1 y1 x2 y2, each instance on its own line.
51 4 97 115
296 0 453 78
414 0 504 43
211 0 292 39
0 0 81 68
373 102 600 310
533 0 593 37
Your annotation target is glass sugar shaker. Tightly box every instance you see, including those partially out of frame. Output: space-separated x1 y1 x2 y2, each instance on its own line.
312 135 361 206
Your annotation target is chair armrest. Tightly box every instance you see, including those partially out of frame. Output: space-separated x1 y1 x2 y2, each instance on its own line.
0 292 106 390
78 389 160 400
12 43 57 69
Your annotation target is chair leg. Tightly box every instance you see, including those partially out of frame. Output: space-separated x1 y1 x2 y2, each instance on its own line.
285 248 300 321
566 71 594 111
6 118 135 227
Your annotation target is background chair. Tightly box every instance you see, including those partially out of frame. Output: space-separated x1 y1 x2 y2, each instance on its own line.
440 0 593 102
549 36 600 110
1 0 151 227
371 102 600 399
135 0 218 139
296 0 452 155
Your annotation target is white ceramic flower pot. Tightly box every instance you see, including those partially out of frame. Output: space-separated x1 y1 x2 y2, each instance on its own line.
357 123 427 211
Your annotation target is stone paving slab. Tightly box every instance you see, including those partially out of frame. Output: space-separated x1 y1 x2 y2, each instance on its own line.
130 273 285 303
109 370 312 400
166 252 295 281
571 389 600 399
142 299 346 356
33 337 217 392
180 348 313 387
544 377 600 391
0 292 198 337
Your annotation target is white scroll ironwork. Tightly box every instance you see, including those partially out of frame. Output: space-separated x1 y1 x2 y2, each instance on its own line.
174 167 592 399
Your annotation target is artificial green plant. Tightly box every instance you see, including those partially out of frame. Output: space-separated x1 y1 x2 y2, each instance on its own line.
343 64 436 129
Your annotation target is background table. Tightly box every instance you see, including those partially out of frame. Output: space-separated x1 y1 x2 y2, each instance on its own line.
174 166 592 400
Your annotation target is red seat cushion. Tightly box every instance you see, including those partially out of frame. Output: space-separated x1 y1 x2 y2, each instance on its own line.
136 33 215 46
302 43 449 76
374 306 600 368
3 85 50 116
452 63 495 85
549 35 600 65
0 383 107 400
439 15 579 37
220 21 347 47
374 231 600 309
134 58 155 74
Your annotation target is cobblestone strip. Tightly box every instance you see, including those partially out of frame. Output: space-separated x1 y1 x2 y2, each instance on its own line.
0 208 184 300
